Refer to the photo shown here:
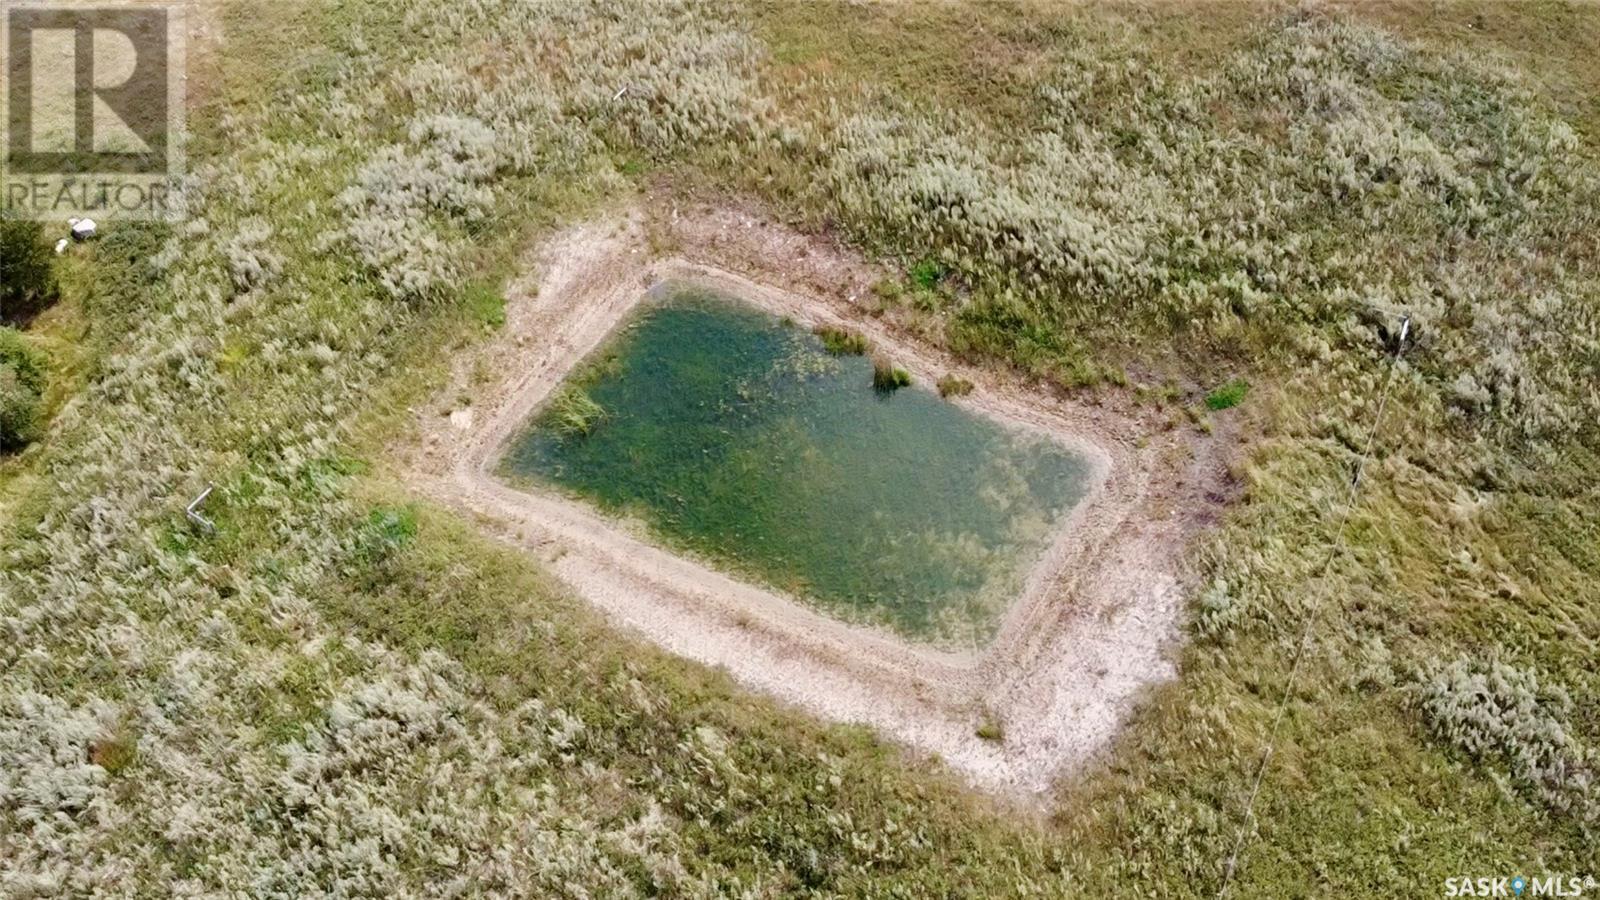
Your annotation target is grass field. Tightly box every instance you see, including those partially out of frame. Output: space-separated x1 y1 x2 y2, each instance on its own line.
2 0 1597 895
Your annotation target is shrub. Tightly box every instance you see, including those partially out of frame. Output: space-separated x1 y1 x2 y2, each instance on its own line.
1204 379 1249 411
813 325 868 356
871 356 912 392
0 366 41 450
1194 578 1242 640
870 278 904 304
339 114 507 301
0 327 45 451
0 326 45 389
220 218 284 293
936 374 974 398
1410 657 1597 827
0 213 59 324
87 735 137 775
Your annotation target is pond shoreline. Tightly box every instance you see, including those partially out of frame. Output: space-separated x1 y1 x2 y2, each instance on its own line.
401 207 1236 800
499 283 1098 650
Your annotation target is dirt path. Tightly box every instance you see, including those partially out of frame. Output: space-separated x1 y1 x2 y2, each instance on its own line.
403 208 1235 799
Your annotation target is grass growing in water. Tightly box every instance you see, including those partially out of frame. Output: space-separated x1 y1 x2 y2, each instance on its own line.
872 356 913 392
813 325 869 356
549 386 607 436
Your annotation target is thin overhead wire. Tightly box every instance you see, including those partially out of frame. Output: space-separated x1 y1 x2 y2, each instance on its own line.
1216 316 1411 898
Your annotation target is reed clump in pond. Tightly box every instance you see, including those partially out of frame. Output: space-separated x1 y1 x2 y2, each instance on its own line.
813 325 869 356
872 356 912 392
549 386 608 436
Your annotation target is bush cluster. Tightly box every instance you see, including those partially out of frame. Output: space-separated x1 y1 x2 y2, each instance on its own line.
1204 380 1249 411
1411 657 1596 828
0 328 45 450
936 374 974 398
813 16 1599 443
0 215 58 325
339 115 509 300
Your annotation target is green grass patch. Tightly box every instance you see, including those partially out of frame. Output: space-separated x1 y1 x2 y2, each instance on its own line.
87 734 137 775
909 258 945 291
1204 379 1249 411
359 505 417 557
463 282 507 330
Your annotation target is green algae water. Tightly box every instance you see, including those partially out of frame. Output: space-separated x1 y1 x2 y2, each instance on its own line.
500 284 1092 647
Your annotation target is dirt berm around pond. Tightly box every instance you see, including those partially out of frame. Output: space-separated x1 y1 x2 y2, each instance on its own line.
402 206 1240 801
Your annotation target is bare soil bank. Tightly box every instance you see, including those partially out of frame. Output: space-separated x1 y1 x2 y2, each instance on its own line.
402 206 1239 799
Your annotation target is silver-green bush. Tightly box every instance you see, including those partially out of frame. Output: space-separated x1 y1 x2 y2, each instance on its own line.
1411 657 1596 828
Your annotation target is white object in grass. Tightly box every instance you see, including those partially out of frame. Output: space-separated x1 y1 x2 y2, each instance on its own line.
185 484 216 533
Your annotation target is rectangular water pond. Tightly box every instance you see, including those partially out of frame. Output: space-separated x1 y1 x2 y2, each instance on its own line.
499 283 1093 648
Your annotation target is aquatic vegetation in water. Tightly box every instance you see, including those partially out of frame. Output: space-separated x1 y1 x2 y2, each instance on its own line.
871 356 913 393
813 325 869 356
504 286 1089 646
549 386 608 436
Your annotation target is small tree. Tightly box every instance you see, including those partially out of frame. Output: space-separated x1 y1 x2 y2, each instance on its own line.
0 213 60 324
0 327 45 451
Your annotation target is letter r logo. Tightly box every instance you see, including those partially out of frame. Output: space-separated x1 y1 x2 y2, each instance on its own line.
4 4 170 175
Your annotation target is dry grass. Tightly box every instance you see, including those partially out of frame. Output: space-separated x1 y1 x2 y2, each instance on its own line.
2 0 1597 894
